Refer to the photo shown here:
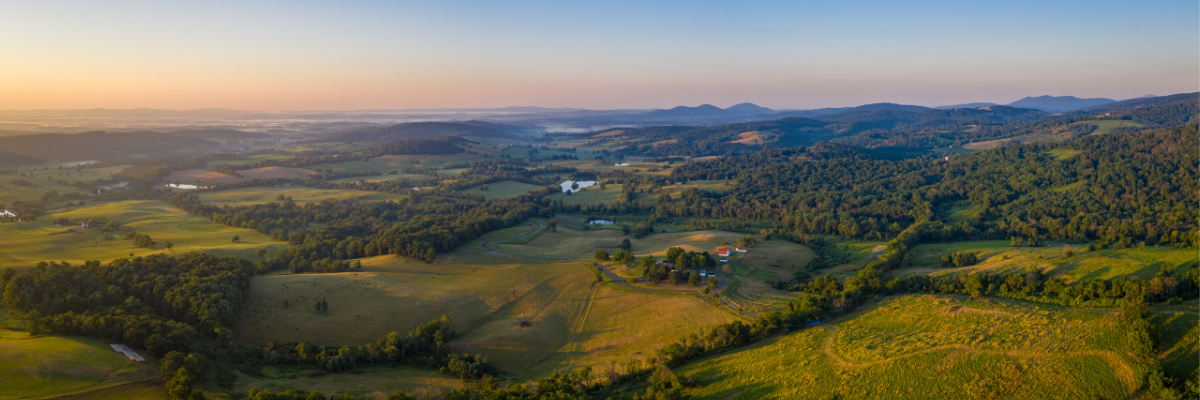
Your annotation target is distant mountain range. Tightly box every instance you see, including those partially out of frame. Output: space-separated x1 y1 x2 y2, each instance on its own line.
932 96 1152 112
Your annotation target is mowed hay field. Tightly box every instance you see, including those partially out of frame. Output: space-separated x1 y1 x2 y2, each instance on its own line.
903 240 1198 283
164 166 318 184
0 200 284 271
0 329 160 400
196 184 406 206
678 295 1159 400
235 225 738 380
462 180 545 199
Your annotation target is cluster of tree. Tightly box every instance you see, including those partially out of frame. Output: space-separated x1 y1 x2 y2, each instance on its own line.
244 316 494 377
168 188 546 271
1 253 253 360
640 247 717 286
124 231 158 249
313 297 328 312
938 251 978 268
209 164 244 178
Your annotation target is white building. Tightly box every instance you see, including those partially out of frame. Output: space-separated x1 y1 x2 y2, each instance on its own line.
0 209 16 218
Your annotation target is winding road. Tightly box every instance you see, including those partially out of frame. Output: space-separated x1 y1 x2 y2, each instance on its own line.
481 221 758 318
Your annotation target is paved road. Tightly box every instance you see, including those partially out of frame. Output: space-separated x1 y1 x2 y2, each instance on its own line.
482 221 759 318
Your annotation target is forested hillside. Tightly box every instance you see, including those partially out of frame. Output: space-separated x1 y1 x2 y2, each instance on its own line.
315 121 515 143
0 131 223 164
662 124 1198 246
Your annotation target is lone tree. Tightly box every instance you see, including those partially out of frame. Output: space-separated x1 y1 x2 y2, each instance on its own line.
594 249 610 262
547 219 558 232
314 297 328 312
231 235 240 243
620 239 632 251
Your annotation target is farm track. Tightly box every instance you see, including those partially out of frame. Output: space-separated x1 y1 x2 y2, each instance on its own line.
482 221 758 318
819 324 1138 393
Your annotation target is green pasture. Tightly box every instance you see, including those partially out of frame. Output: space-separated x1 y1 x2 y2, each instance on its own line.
678 294 1145 400
232 366 462 398
463 180 545 199
1072 119 1144 134
0 328 160 400
235 224 736 380
902 240 1197 283
0 200 285 271
197 185 406 206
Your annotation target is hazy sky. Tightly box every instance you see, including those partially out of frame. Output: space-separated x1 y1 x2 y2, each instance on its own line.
1 0 1196 111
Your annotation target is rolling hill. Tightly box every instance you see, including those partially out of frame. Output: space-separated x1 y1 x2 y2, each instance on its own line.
0 131 223 166
315 121 516 143
1007 95 1116 112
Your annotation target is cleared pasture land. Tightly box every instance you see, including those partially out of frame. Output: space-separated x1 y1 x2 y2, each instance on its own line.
902 240 1197 283
1072 119 1144 134
0 329 160 400
0 175 88 205
678 295 1149 400
234 226 737 380
196 184 406 206
164 166 318 185
0 200 283 271
462 180 545 199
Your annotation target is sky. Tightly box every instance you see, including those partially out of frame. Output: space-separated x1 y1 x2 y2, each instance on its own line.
0 0 1196 111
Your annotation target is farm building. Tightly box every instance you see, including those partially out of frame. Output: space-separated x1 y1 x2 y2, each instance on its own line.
661 260 675 268
717 248 731 257
736 247 748 253
110 344 145 362
0 209 16 217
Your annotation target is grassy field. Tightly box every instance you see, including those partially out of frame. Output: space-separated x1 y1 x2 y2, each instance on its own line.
196 184 406 206
902 240 1198 283
462 180 545 199
677 294 1148 400
0 200 285 271
1072 119 1144 134
0 175 87 205
0 329 160 400
548 184 624 204
231 366 462 399
497 226 813 313
234 224 738 380
328 173 430 183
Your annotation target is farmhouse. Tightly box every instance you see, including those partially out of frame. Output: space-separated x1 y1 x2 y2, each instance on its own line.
717 248 731 257
736 247 748 253
661 260 675 269
0 209 16 217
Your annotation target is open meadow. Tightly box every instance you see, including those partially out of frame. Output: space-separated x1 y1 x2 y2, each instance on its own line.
234 224 741 380
196 184 406 206
0 200 284 271
0 328 160 400
462 180 545 199
902 240 1198 283
676 294 1182 400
